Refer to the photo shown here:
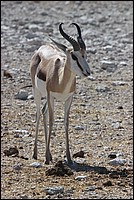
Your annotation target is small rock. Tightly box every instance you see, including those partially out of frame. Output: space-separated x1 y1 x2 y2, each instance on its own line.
4 146 19 157
13 164 22 170
112 81 128 86
88 18 99 26
25 33 38 39
28 24 41 31
103 180 113 187
15 90 28 100
112 121 121 129
75 175 87 180
73 150 85 158
44 186 64 195
96 85 110 92
3 70 13 78
66 187 74 194
45 160 73 176
108 152 117 159
108 158 126 166
87 76 96 81
102 45 113 51
117 106 123 109
27 94 34 100
101 60 117 72
119 61 127 66
74 125 84 130
88 48 97 54
30 162 42 168
98 16 107 22
13 129 29 134
84 186 96 191
20 156 29 160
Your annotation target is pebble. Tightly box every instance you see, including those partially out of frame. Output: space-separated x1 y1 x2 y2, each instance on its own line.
27 94 34 100
108 152 117 159
84 186 96 191
100 60 117 72
87 75 96 81
74 125 84 130
96 85 110 92
102 45 113 51
108 158 127 166
13 164 22 170
75 175 87 180
3 70 13 78
73 150 85 158
112 81 128 86
30 162 42 168
98 16 107 23
13 129 29 134
87 48 97 54
44 186 64 195
4 146 19 157
112 121 121 129
103 180 113 187
14 90 29 100
119 61 127 66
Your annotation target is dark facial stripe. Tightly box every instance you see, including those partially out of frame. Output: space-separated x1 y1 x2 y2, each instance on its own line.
71 53 84 72
76 59 84 72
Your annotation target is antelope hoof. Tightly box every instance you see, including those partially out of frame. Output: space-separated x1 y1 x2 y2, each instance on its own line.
67 159 73 165
33 154 37 160
45 152 52 164
45 160 50 165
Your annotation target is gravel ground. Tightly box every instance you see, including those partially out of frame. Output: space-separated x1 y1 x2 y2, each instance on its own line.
1 1 133 199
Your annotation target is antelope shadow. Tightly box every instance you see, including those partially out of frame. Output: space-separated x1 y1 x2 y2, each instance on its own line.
66 161 128 177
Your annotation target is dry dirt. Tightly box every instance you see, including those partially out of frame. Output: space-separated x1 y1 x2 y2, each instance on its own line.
1 1 133 199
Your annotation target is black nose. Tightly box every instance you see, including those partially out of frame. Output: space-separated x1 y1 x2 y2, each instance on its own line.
83 71 90 77
87 70 90 76
86 69 91 76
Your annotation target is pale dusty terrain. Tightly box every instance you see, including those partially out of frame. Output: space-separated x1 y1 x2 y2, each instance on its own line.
1 1 133 199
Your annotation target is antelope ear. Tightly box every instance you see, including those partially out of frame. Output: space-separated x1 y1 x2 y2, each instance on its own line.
50 38 67 52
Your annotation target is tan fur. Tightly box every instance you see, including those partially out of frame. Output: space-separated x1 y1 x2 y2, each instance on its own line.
30 53 41 87
30 44 76 94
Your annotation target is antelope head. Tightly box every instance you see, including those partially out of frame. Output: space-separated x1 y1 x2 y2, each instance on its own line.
52 23 91 78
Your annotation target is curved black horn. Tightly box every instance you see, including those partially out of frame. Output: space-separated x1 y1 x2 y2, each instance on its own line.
71 23 86 50
59 23 80 51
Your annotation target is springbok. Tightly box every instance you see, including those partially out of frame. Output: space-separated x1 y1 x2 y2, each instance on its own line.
30 22 91 164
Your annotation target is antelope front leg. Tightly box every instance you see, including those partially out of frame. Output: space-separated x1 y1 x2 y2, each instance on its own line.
45 95 54 164
64 95 73 164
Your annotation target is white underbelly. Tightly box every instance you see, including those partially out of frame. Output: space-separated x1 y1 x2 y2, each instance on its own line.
50 91 74 102
35 76 74 101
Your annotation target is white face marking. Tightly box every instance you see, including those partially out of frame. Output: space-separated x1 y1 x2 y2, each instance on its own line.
70 51 90 78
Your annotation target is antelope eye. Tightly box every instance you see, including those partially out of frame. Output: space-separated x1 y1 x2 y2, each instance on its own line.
71 53 77 61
